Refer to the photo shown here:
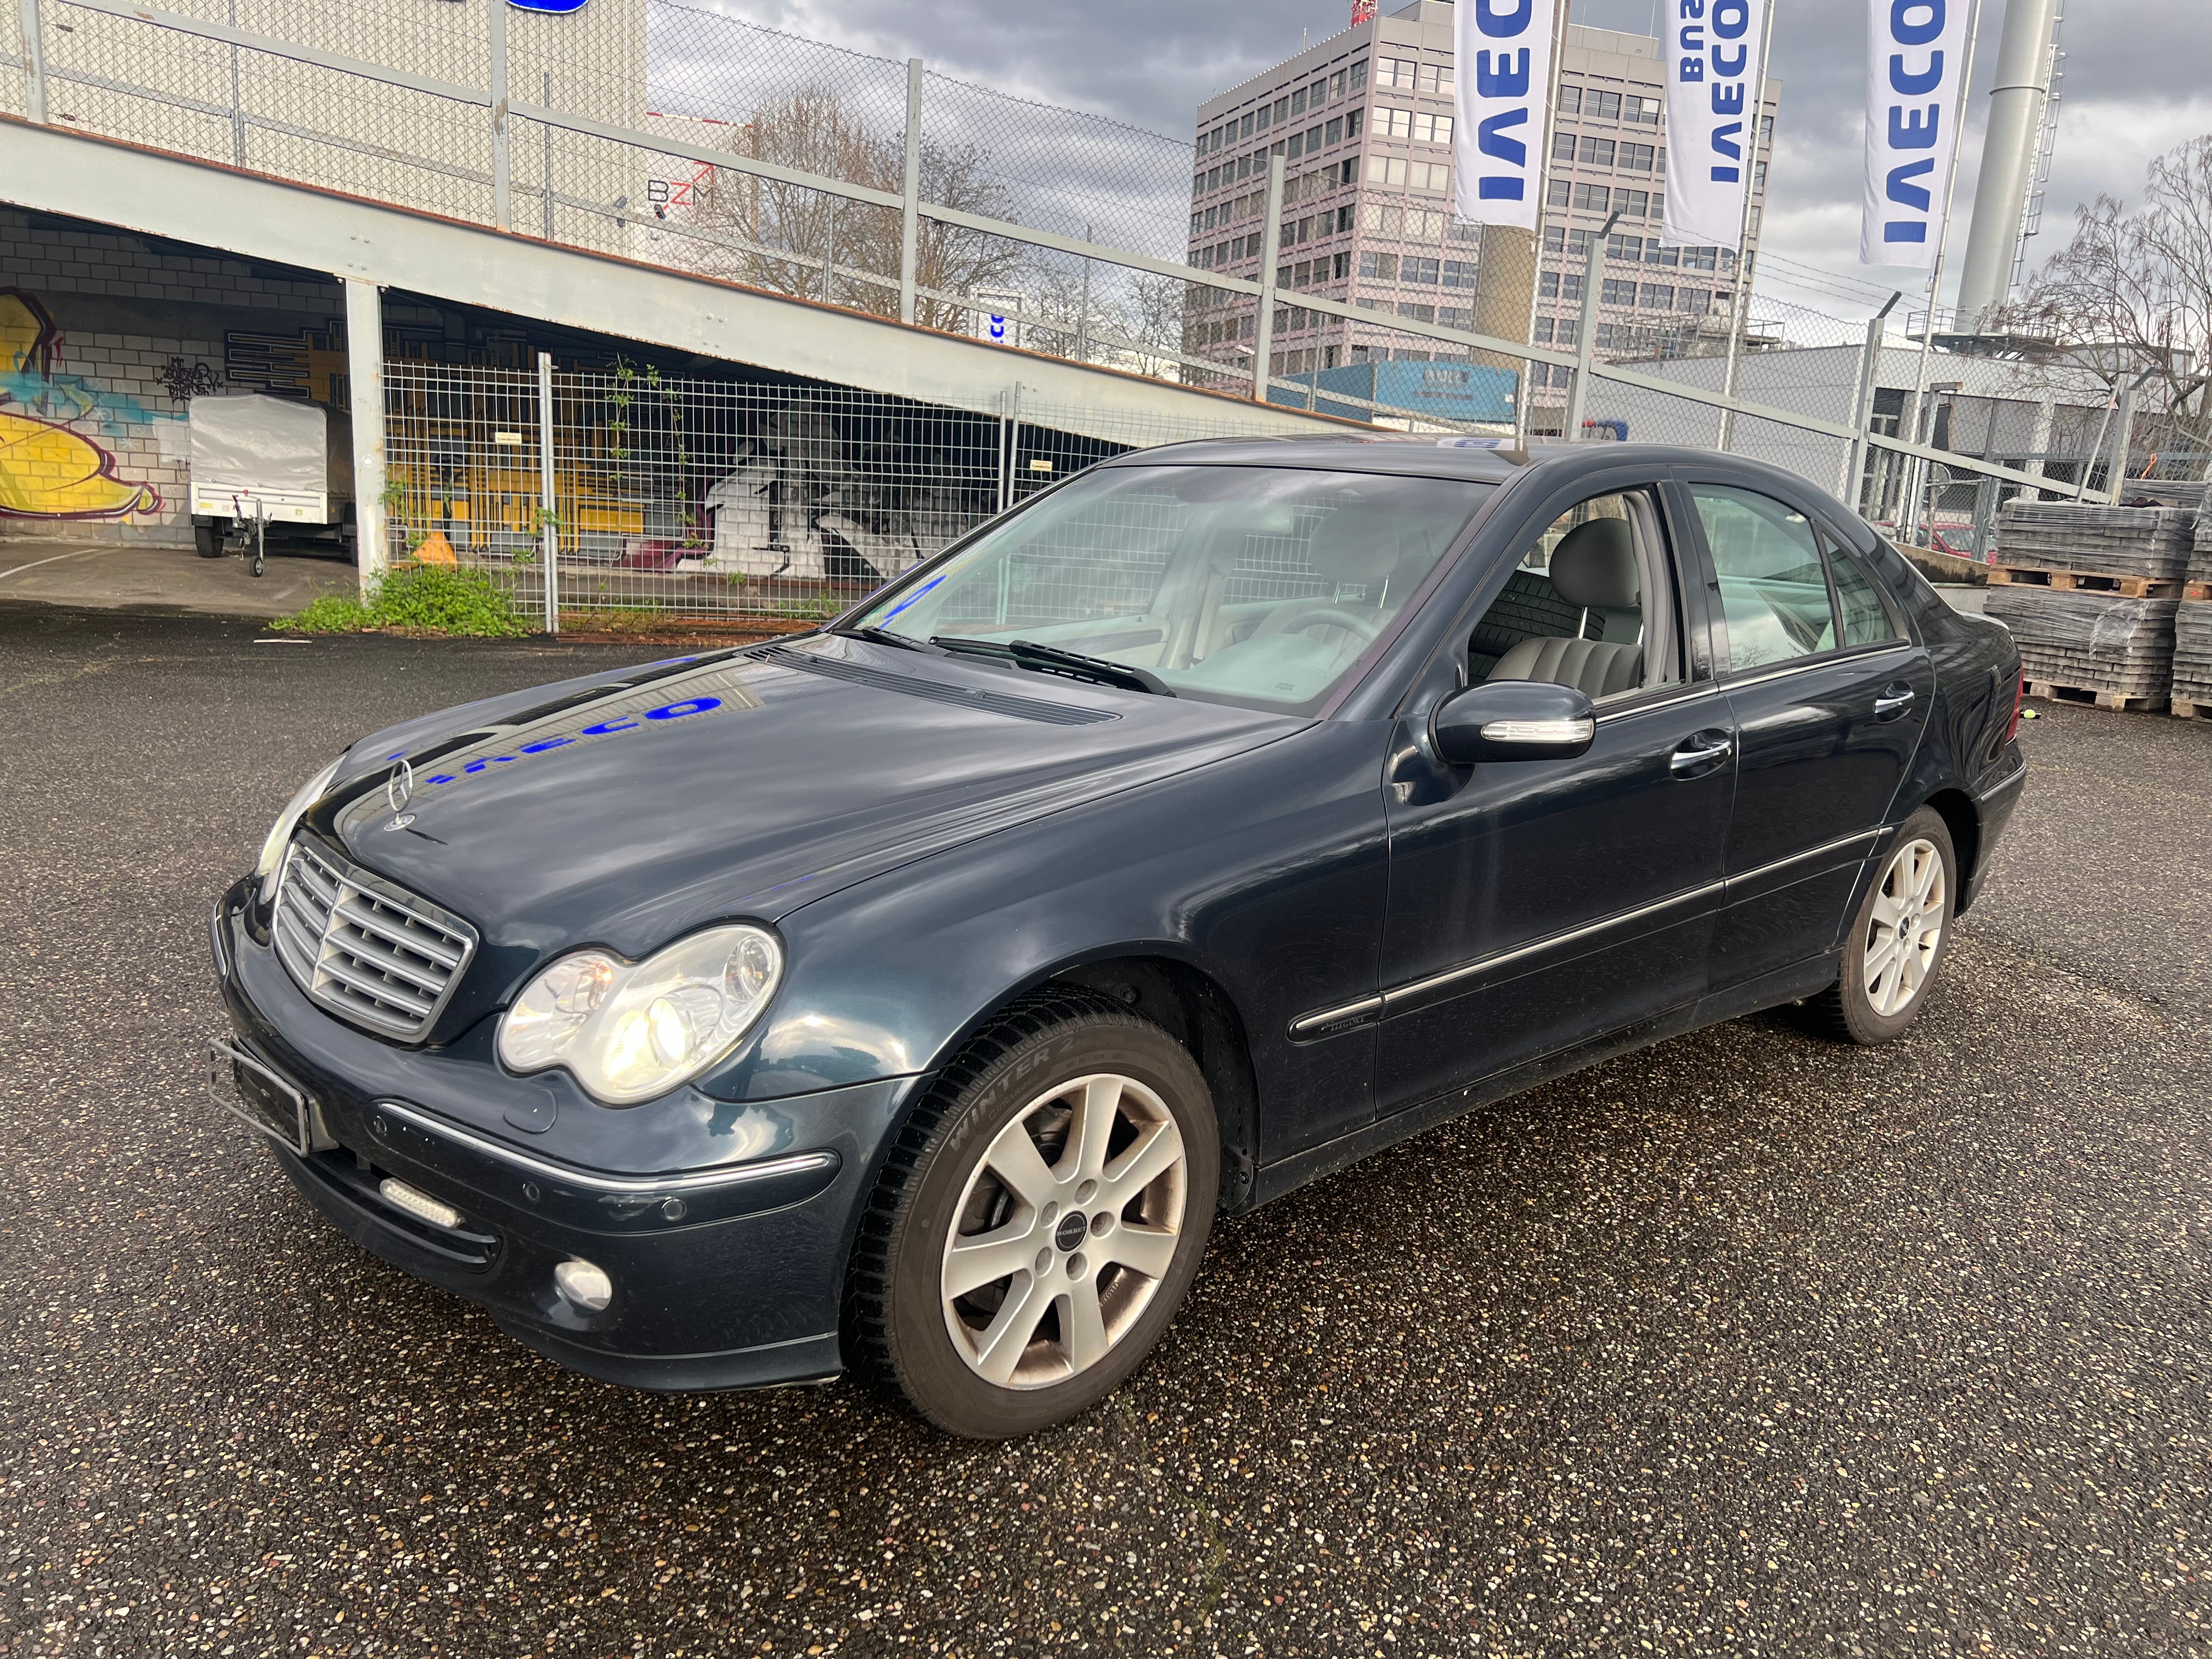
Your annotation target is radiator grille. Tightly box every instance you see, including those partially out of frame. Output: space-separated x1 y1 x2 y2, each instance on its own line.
272 842 477 1040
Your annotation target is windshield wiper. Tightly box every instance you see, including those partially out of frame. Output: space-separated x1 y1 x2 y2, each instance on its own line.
831 624 938 653
928 636 1171 696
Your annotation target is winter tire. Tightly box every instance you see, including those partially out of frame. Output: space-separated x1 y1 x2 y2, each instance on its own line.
845 996 1217 1438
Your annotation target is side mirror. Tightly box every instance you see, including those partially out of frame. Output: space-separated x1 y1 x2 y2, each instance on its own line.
1431 679 1596 765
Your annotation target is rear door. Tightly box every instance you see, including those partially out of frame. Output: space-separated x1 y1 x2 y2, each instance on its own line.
1677 478 1934 993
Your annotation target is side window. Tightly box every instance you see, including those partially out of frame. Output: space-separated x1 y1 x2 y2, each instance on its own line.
1690 485 1837 672
1831 546 1902 646
1469 488 1681 701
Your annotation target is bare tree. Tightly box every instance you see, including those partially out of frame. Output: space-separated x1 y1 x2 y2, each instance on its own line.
681 88 1029 330
2013 136 2212 466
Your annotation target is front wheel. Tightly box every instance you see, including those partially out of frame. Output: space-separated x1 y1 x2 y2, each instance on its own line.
845 997 1217 1438
1806 806 1957 1045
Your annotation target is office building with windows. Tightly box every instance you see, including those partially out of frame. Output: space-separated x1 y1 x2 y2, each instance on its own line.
1183 2 1779 417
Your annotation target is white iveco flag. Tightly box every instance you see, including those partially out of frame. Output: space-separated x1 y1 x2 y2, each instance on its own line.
1861 0 1972 267
1661 0 1768 247
1454 0 1559 230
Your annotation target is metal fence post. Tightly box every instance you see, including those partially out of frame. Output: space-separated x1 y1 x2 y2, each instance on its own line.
2106 377 2140 494
997 384 1019 512
1561 212 1617 439
489 0 510 232
18 0 45 125
1252 155 1285 404
1841 292 1899 507
537 351 558 633
899 58 922 326
540 72 554 240
225 0 244 165
343 278 387 597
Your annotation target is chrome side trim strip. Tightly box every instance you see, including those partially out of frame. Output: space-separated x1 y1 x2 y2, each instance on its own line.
1724 827 1884 887
1286 994 1385 1040
1381 881 1723 1011
1717 642 1915 697
1286 825 1894 1035
370 1099 840 1195
1977 759 2028 803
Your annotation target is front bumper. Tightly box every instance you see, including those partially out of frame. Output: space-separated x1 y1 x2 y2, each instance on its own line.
210 879 926 1391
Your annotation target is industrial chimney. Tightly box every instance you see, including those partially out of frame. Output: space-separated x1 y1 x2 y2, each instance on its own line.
1954 0 2064 331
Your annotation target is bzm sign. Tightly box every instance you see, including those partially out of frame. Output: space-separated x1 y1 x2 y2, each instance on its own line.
1452 0 1559 233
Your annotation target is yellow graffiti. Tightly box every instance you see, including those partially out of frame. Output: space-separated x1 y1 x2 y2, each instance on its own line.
0 289 162 521
0 411 162 518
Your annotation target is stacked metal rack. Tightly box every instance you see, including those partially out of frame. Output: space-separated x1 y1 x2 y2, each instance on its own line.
1985 500 2195 712
2173 508 2212 720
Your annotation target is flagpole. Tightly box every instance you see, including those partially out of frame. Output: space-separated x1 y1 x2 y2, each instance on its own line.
1903 0 1984 545
1715 0 1778 450
1515 0 1570 443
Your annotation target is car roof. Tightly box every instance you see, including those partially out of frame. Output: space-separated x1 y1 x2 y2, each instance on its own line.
1097 436 1761 487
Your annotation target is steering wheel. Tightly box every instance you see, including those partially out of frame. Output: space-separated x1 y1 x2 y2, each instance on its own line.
1273 606 1381 648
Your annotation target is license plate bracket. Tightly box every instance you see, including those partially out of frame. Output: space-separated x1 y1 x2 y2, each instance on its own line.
207 1039 314 1155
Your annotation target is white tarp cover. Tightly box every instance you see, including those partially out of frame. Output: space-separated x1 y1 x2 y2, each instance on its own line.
189 393 329 523
1453 0 1559 232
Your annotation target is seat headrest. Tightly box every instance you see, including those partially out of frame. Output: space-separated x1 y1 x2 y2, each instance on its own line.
1304 504 1401 591
1549 518 1640 610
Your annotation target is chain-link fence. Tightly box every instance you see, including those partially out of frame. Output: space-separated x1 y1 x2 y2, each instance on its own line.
380 362 1314 624
12 0 2153 602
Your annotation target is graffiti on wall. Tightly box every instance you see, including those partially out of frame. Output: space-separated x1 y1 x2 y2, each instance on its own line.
0 289 163 521
225 324 349 406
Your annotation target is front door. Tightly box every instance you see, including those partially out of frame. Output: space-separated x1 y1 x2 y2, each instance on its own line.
1373 476 1735 1116
1680 479 1934 991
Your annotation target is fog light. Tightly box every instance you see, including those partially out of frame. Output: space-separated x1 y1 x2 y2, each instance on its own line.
554 1257 613 1311
379 1177 462 1230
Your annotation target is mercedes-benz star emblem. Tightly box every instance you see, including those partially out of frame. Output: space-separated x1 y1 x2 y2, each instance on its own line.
383 759 415 831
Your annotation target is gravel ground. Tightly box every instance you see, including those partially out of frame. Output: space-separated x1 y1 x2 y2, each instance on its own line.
4 603 2210 1658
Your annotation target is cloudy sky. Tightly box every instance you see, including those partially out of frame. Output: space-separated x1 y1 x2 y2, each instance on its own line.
710 0 2212 323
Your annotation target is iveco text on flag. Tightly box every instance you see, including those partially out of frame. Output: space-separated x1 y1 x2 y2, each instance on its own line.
1861 0 1971 266
1662 0 1768 248
1454 0 1559 230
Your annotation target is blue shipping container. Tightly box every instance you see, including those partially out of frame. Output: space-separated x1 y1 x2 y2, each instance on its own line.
1269 360 1519 426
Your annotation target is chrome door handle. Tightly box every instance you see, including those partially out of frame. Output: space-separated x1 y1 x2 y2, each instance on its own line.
1670 735 1733 772
1873 687 1916 717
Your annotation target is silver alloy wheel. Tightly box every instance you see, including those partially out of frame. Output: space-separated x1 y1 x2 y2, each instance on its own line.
1863 836 1947 1018
939 1073 1188 1391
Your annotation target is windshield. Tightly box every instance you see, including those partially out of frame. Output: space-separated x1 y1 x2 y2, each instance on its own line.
856 465 1492 713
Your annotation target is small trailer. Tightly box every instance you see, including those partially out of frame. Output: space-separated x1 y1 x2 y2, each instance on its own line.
189 393 354 573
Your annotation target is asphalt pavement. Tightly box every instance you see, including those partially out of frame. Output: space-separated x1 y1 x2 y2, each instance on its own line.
4 602 2210 1658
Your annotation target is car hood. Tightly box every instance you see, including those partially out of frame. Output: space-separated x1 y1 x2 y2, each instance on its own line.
318 636 1298 961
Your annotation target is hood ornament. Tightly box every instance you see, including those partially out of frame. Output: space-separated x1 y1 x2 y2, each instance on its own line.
383 759 415 831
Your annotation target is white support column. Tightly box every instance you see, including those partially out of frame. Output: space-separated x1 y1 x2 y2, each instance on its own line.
537 351 558 634
899 58 922 326
489 0 510 232
18 0 45 125
344 277 386 596
1252 155 1285 404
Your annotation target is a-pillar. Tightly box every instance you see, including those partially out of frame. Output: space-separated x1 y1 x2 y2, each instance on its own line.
344 277 387 597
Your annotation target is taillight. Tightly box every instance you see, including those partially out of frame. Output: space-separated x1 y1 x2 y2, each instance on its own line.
2004 673 2025 743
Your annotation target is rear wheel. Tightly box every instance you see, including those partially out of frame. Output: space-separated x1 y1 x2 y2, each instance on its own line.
845 996 1217 1438
1805 806 1957 1045
194 521 222 558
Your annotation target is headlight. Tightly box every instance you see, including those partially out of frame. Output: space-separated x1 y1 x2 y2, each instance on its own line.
496 925 783 1105
256 757 342 901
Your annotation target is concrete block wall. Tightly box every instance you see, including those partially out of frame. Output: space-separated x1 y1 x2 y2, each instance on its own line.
2 209 343 548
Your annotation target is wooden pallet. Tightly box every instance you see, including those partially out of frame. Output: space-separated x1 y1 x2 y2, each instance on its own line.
2172 698 2212 721
1990 565 2183 598
2187 581 2211 601
2027 679 2165 712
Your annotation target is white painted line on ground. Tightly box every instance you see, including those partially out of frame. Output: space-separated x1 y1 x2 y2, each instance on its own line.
0 547 115 582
